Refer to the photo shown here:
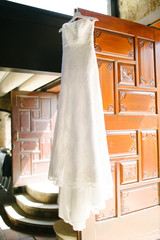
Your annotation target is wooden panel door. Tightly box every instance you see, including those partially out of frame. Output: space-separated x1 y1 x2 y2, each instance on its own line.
78 9 160 240
11 90 57 187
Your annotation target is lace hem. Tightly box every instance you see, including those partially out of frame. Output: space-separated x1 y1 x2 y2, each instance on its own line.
59 203 108 231
48 174 113 191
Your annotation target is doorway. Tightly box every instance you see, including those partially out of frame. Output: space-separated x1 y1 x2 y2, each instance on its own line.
0 69 61 190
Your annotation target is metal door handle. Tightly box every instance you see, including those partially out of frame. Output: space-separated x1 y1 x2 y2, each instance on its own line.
15 131 19 141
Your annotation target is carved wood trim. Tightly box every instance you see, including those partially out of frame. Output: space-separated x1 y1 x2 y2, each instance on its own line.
151 132 157 139
143 170 149 179
122 191 129 199
97 59 102 68
120 104 127 112
140 76 146 85
139 40 145 48
106 63 112 70
128 37 133 46
94 43 101 51
153 185 158 205
148 41 153 49
121 66 134 83
131 146 136 154
109 209 115 217
142 132 147 140
128 50 133 57
150 106 155 113
143 170 157 179
153 197 158 205
123 164 137 181
150 94 155 101
130 132 136 141
150 79 155 86
153 169 158 177
94 29 101 38
120 92 126 99
121 205 130 214
96 210 105 221
107 104 114 112
153 184 158 191
121 191 130 214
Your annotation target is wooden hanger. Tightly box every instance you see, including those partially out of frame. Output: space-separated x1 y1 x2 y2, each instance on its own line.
59 9 99 33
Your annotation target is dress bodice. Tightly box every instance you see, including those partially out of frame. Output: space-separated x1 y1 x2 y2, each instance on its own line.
62 19 94 47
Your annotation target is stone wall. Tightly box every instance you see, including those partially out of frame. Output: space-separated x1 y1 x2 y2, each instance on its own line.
118 0 160 22
0 111 11 149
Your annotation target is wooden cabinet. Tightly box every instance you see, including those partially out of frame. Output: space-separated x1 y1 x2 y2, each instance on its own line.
12 91 58 186
80 8 160 240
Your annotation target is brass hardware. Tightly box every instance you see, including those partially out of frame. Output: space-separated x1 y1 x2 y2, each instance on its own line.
15 131 19 141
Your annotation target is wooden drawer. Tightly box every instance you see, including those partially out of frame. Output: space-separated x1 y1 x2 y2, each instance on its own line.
18 96 39 109
97 59 115 114
96 163 116 221
107 131 137 157
118 63 135 86
94 29 134 60
138 39 155 87
41 138 51 159
20 139 39 152
33 161 49 174
20 154 31 176
119 91 156 114
121 184 159 215
32 120 51 132
40 98 51 119
20 111 31 132
120 160 138 185
141 130 158 180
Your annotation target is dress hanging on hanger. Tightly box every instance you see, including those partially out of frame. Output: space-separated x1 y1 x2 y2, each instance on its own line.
59 10 99 32
48 13 113 231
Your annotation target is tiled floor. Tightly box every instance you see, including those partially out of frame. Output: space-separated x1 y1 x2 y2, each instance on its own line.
0 216 56 240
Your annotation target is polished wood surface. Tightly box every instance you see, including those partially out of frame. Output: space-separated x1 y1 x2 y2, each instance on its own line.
11 91 58 187
78 8 160 240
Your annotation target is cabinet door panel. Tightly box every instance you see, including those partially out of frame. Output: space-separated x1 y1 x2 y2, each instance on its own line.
119 91 156 114
121 184 159 215
20 111 30 132
118 63 135 86
98 59 115 114
17 96 39 109
141 130 158 180
107 131 137 157
139 39 155 87
95 29 134 60
120 160 138 185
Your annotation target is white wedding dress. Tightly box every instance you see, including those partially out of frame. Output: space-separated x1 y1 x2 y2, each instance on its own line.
48 18 113 230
